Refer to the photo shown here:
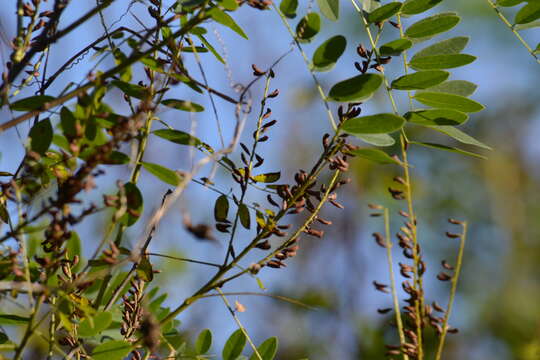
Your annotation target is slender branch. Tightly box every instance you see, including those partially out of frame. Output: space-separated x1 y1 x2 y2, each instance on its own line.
216 288 263 360
435 222 468 360
148 253 222 268
485 0 540 64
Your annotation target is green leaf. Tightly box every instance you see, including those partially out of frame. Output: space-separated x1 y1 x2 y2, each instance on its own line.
296 13 321 42
121 182 144 226
195 329 212 355
250 337 278 360
136 256 154 281
343 113 406 134
111 80 148 99
312 35 347 72
214 195 229 222
0 314 29 325
280 0 298 18
515 2 540 24
497 0 524 6
66 232 82 260
428 126 492 150
223 329 247 360
367 2 402 23
411 141 487 159
218 0 238 10
412 37 469 59
153 129 202 146
514 20 540 30
78 312 113 338
405 13 460 39
328 73 384 102
208 7 248 39
410 54 476 70
391 70 449 90
413 92 485 113
404 109 469 126
10 95 54 111
351 149 400 165
141 162 181 186
424 80 477 97
356 134 395 147
362 0 381 12
161 99 204 112
29 118 53 155
317 0 339 21
197 35 225 64
0 202 8 224
252 172 281 183
379 38 413 56
91 340 132 360
238 203 251 229
60 106 77 138
535 42 540 54
401 0 444 15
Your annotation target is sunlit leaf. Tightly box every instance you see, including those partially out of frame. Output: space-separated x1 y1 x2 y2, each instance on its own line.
223 329 246 360
252 172 281 183
351 149 400 165
412 37 469 59
136 256 154 281
208 7 248 39
356 134 395 147
367 2 402 23
29 118 53 155
401 0 444 15
280 0 298 18
317 0 339 21
112 80 148 99
328 73 384 102
10 95 54 111
218 0 238 10
343 113 406 134
141 162 181 186
296 13 321 42
379 38 413 56
497 0 524 6
161 99 204 112
312 35 347 72
410 54 476 70
404 109 469 126
405 13 460 39
249 337 278 360
91 340 132 360
196 329 212 354
392 70 449 90
411 141 487 159
428 125 492 149
153 129 202 146
0 314 29 325
414 92 485 113
78 312 112 338
515 2 540 24
425 80 477 97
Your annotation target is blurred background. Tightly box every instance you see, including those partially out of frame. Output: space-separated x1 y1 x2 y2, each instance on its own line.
0 0 539 359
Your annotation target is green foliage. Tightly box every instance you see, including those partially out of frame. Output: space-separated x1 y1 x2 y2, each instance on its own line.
223 329 247 360
312 35 347 71
391 70 450 90
328 73 383 102
317 0 340 21
195 329 212 354
249 337 278 360
343 114 406 134
296 13 321 42
280 0 298 18
141 161 182 186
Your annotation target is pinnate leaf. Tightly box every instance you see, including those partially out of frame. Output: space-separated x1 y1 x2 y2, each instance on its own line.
401 0 444 15
425 80 477 97
280 0 298 18
405 13 460 39
410 54 476 70
367 2 402 23
312 35 347 72
351 149 400 165
379 38 413 56
249 337 278 360
392 70 449 90
223 329 247 360
296 13 321 42
414 92 485 113
141 162 181 186
343 113 406 134
328 73 383 102
317 0 339 21
29 118 53 155
404 109 469 126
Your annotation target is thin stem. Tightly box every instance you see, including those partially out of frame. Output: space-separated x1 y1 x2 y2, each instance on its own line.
435 222 468 360
273 3 338 131
383 208 409 360
148 253 222 268
396 14 414 110
216 288 263 360
485 0 540 64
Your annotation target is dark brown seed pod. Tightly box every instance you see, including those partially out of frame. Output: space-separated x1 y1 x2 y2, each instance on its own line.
432 301 445 313
267 89 279 98
357 44 368 58
263 119 277 128
446 231 461 239
377 308 392 314
267 194 279 207
370 213 383 217
258 135 269 142
372 232 386 248
252 64 265 76
373 281 389 293
448 218 463 225
275 253 287 260
330 199 344 209
255 240 271 250
393 176 406 185
399 210 409 218
316 217 332 225
240 142 250 155
447 327 459 334
437 272 452 281
441 260 454 270
368 203 384 210
267 260 285 268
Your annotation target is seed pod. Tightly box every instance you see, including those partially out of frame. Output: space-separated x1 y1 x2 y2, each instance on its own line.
267 89 279 98
357 44 368 58
373 281 389 293
441 260 454 270
448 218 463 225
368 203 383 210
393 176 406 185
377 308 392 314
240 142 250 155
437 272 452 281
399 210 409 218
249 263 262 274
432 301 445 313
252 64 265 76
445 231 461 239
255 240 271 250
372 232 386 248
